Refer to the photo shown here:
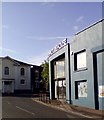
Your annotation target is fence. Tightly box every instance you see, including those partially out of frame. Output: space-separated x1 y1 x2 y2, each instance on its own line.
39 91 50 103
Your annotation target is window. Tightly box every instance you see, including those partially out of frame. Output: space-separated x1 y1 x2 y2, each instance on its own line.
35 70 39 79
20 79 25 84
75 80 87 99
21 68 25 76
35 81 39 88
4 67 9 75
54 59 65 79
74 50 86 71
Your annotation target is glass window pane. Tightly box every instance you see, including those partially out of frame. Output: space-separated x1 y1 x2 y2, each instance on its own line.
78 81 87 97
21 68 25 75
5 67 9 75
35 70 39 79
58 81 63 98
77 51 86 69
56 60 65 78
20 79 25 84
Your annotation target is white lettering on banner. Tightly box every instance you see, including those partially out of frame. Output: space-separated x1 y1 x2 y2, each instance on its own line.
48 38 68 58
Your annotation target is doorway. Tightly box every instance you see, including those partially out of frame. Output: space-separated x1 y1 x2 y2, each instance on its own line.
3 81 14 93
55 79 66 99
93 49 104 110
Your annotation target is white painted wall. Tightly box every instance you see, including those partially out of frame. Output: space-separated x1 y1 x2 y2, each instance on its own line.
16 66 31 90
1 58 31 92
2 58 15 79
14 66 19 90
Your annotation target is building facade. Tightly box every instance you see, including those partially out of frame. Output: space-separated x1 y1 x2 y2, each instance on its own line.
0 56 41 94
49 19 104 110
31 65 42 93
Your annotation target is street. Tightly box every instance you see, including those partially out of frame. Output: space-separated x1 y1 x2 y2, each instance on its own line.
2 96 84 119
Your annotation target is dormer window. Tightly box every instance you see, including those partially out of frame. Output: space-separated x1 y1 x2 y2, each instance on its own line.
21 68 25 76
4 67 9 75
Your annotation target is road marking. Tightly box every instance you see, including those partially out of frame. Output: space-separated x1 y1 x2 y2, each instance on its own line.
16 106 35 115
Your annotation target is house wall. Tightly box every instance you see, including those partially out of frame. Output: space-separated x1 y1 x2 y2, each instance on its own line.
1 58 31 93
14 66 19 90
15 65 31 90
2 58 15 79
70 20 103 109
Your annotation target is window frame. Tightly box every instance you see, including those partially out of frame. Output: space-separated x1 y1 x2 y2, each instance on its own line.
74 49 87 71
4 67 9 75
20 79 25 85
35 70 39 79
54 59 65 79
75 80 87 99
20 68 25 76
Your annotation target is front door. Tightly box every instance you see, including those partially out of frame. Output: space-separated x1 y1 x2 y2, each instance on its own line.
4 81 13 93
55 80 66 99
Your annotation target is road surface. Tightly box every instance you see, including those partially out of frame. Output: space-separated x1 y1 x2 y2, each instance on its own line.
2 96 85 118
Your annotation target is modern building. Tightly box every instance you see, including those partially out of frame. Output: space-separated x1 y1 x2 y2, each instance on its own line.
0 56 41 94
49 19 104 110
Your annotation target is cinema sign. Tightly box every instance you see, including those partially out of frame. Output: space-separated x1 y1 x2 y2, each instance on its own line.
48 38 68 58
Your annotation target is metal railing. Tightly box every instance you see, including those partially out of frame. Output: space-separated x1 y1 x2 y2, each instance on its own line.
39 91 51 103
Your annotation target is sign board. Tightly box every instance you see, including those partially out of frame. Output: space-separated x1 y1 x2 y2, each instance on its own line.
99 86 104 98
47 38 68 59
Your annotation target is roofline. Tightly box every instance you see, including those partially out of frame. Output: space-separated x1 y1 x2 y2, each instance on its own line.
14 59 33 66
75 18 104 36
0 56 35 66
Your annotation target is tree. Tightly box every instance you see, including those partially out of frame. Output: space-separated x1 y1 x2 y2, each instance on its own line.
41 60 49 91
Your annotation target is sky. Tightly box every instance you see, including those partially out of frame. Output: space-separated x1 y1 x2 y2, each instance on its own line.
2 2 102 65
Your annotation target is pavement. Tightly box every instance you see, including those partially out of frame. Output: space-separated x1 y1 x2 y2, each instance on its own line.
32 96 104 119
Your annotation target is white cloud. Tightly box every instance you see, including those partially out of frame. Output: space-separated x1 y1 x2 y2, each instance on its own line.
73 26 79 31
76 16 84 22
28 51 49 65
0 47 16 54
27 36 70 40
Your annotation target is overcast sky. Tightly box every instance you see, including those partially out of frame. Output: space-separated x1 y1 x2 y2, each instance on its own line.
2 2 102 65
